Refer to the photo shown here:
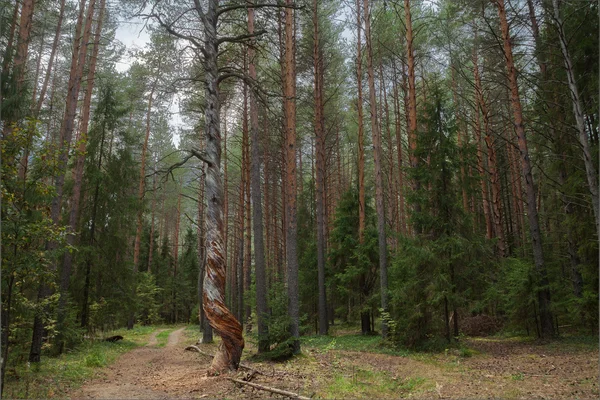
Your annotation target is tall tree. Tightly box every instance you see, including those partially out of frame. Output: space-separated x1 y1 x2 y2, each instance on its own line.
550 0 599 236
356 0 366 244
494 0 554 337
313 0 328 335
284 0 300 353
364 0 388 337
247 3 269 353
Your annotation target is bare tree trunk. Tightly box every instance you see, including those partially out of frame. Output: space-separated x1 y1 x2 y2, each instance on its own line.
356 0 366 244
365 0 388 337
404 0 417 174
392 61 406 235
13 0 35 93
35 0 66 114
473 42 493 240
1 1 19 75
477 67 506 256
284 0 300 353
245 4 269 353
313 0 328 335
495 0 554 338
57 0 106 352
30 0 93 363
148 159 157 272
201 0 244 372
242 79 252 333
134 78 158 267
551 0 599 237
197 159 213 342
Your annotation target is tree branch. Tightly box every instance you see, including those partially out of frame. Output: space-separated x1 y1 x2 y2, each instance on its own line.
217 29 267 46
190 148 214 167
216 2 303 18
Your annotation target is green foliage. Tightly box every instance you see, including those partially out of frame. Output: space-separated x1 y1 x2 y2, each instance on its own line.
2 325 155 399
136 273 163 325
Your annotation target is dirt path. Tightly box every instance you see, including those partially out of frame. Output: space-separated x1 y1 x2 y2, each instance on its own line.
70 327 222 399
69 330 598 399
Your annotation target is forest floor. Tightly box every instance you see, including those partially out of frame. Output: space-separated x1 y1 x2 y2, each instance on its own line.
63 325 598 399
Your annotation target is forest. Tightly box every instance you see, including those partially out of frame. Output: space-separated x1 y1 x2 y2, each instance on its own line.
1 0 598 397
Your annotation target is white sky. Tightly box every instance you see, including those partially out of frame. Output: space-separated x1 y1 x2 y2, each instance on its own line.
115 18 184 147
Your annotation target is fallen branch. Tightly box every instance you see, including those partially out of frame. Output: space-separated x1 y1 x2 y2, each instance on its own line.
228 377 311 400
185 346 264 375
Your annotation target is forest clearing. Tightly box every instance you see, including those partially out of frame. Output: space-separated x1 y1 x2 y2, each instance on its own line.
3 325 598 399
1 0 598 398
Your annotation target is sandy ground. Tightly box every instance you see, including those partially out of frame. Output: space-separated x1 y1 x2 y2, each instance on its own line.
69 330 598 399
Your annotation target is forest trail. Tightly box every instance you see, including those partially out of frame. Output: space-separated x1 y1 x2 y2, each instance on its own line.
67 328 598 399
69 327 219 399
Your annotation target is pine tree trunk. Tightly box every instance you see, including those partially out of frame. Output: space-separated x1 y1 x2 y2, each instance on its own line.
13 0 35 93
551 0 599 236
495 0 554 338
57 0 106 351
246 3 269 353
478 73 506 256
356 0 366 244
30 0 93 363
404 0 418 173
473 42 493 240
35 0 65 114
365 0 388 337
1 1 19 75
284 0 300 353
134 78 158 267
313 0 328 335
392 59 406 235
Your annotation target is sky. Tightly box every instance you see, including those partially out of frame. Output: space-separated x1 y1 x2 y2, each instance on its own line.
114 17 185 147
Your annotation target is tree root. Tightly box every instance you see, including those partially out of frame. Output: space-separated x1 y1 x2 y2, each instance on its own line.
184 345 264 375
228 377 311 400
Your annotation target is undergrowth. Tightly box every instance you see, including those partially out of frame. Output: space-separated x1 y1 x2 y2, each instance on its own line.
2 325 155 399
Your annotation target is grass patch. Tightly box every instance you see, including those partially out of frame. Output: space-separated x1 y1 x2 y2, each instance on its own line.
322 367 428 398
301 334 409 356
3 325 156 399
155 329 173 347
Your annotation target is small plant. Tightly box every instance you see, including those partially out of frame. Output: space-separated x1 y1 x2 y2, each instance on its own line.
511 372 524 381
84 348 107 367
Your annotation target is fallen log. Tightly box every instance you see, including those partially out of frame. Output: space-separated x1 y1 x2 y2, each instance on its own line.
228 377 311 400
104 335 124 342
184 345 264 375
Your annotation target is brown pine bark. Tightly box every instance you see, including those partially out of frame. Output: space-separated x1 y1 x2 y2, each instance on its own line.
172 188 182 322
476 60 505 256
404 0 417 173
284 0 300 353
473 42 493 240
247 3 269 352
313 0 328 335
365 0 388 337
392 59 406 235
57 0 106 351
134 77 158 268
243 90 252 331
356 0 366 244
13 0 35 93
495 0 554 338
451 66 470 213
29 0 92 363
35 0 66 114
148 160 157 272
